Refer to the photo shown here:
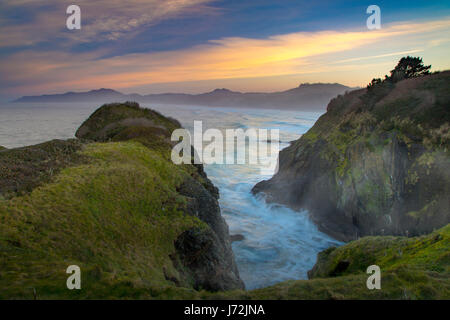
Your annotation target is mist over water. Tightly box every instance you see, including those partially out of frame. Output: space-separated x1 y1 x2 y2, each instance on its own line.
155 105 343 289
0 102 342 290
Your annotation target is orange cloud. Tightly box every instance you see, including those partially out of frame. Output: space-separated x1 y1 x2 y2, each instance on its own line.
1 18 450 95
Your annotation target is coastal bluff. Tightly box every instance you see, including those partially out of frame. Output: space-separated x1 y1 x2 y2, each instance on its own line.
0 102 244 299
253 71 450 241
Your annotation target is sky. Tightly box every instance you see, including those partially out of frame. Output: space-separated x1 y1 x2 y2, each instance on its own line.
0 0 449 101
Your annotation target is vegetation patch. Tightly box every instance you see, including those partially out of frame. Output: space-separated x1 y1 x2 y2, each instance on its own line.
0 139 85 199
0 141 206 299
75 102 181 142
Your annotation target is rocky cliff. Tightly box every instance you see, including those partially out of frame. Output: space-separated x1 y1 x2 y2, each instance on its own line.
0 102 243 299
1 100 448 299
253 71 450 241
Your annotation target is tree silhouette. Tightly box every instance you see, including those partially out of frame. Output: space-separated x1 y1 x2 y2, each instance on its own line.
367 78 382 90
388 56 431 82
367 56 431 88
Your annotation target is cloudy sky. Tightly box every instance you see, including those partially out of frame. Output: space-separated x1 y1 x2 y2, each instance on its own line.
0 0 449 100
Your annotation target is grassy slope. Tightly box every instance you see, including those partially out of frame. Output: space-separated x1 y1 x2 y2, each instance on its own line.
3 145 445 300
75 102 180 141
0 141 206 299
207 224 449 300
0 139 85 200
305 71 449 181
299 71 449 182
0 100 448 299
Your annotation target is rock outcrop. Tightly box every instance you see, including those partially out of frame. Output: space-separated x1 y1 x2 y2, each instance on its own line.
0 102 243 299
76 102 243 291
238 224 449 300
173 177 243 291
186 224 450 299
253 71 450 241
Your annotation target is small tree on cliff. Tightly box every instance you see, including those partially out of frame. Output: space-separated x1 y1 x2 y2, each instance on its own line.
367 56 431 88
388 56 431 82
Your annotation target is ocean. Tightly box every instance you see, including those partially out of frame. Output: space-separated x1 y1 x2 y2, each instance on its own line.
0 102 342 289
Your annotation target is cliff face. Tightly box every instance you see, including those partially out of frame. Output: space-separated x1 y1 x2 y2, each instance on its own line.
0 102 243 299
253 71 450 241
1 101 448 299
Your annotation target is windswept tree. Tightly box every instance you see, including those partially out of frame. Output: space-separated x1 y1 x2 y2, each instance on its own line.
388 56 431 82
367 56 431 88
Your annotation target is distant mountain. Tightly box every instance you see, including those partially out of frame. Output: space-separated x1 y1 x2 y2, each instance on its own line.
14 83 358 110
15 88 125 103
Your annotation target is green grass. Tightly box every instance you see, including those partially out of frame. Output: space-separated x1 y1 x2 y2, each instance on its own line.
310 225 449 278
205 225 450 300
1 95 449 299
0 139 85 199
75 102 180 141
0 140 448 299
0 141 205 299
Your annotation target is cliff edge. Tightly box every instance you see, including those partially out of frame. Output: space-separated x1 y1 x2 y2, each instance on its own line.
0 102 243 299
253 71 450 241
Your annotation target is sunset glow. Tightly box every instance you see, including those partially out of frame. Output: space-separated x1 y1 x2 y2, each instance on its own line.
1 1 449 99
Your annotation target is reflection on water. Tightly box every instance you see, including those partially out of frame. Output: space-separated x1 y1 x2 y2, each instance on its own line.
0 102 342 290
